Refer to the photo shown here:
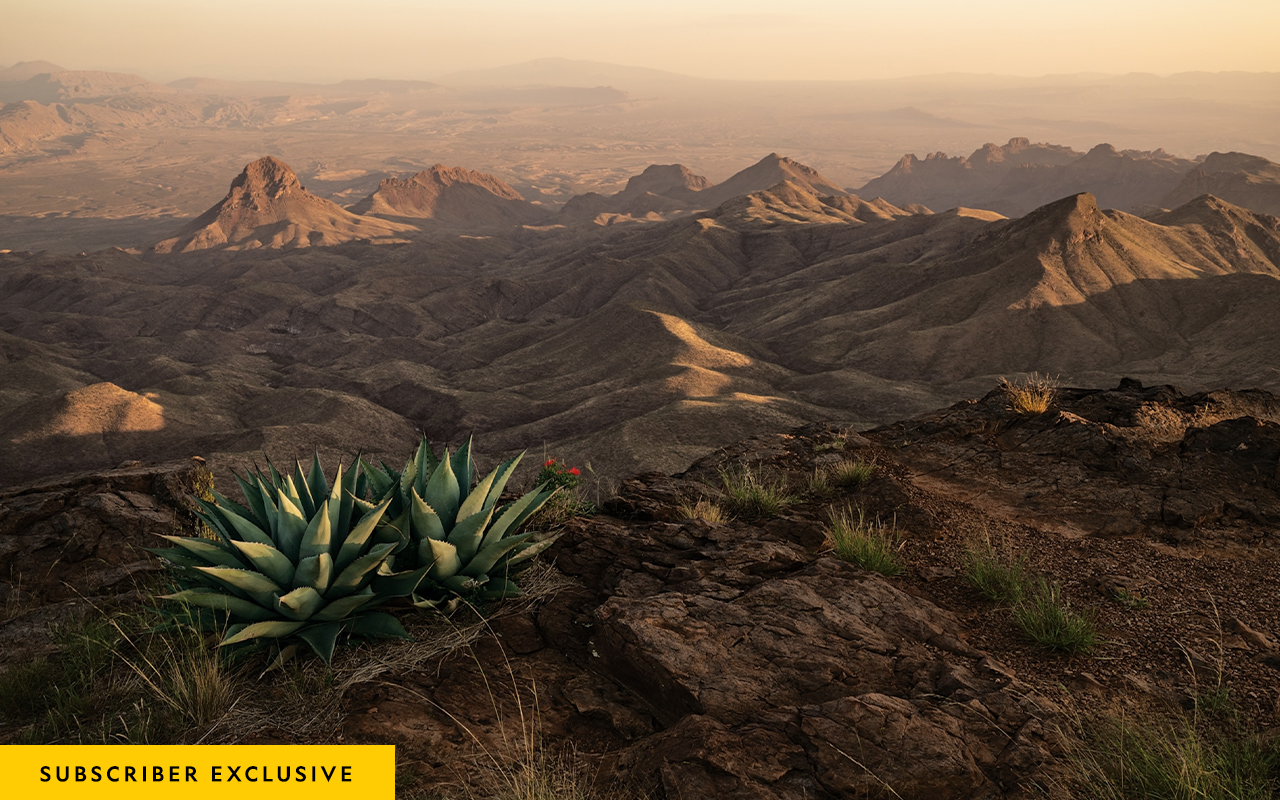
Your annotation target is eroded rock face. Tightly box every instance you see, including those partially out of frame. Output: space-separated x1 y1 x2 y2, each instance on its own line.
0 460 203 606
345 477 1063 799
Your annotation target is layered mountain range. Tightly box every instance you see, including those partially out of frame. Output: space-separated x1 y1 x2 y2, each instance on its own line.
4 156 1279 487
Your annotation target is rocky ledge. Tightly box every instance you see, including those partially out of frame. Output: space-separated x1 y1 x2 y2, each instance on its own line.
2 381 1279 799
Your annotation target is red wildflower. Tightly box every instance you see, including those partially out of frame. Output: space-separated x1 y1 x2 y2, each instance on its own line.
544 458 556 467
569 467 580 475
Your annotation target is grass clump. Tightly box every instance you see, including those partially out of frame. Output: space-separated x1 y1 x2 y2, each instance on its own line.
827 459 876 488
1001 373 1057 416
719 466 795 518
963 538 1029 605
1012 578 1099 654
1065 713 1280 800
824 506 902 577
676 497 728 523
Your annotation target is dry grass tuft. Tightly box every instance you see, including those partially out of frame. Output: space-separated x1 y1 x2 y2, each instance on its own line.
1000 373 1057 416
676 497 728 523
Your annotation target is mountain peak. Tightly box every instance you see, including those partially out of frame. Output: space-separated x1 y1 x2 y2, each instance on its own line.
230 156 302 200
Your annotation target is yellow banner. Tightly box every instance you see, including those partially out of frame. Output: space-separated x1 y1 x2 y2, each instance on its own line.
3 745 395 799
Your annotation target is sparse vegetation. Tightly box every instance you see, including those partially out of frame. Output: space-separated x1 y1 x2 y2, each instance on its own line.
814 436 848 453
1012 578 1099 654
806 469 836 500
530 458 596 528
963 538 1029 604
824 505 902 576
1112 588 1150 610
676 497 728 523
719 466 795 517
1001 373 1057 416
1064 712 1280 800
828 458 877 488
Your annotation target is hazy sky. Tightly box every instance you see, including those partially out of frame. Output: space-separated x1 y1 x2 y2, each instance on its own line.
5 0 1279 83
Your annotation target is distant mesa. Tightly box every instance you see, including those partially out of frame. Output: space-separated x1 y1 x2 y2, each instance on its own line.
149 156 415 253
349 165 549 226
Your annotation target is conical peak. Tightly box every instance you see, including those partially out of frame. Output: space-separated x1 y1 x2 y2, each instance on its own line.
230 156 301 199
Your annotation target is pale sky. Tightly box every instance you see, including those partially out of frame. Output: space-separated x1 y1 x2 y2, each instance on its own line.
4 0 1279 83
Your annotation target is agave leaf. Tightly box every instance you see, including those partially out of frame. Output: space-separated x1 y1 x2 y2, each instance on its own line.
191 498 233 544
499 532 561 569
424 449 461 528
299 495 333 561
195 566 281 605
229 540 296 587
349 611 411 640
275 492 307 562
413 436 437 500
328 541 397 598
424 537 462 580
257 483 280 538
336 494 394 571
293 552 333 592
312 587 377 621
447 504 495 563
410 490 447 541
479 577 523 601
451 436 474 497
160 589 277 621
281 474 307 522
261 643 299 675
371 564 430 598
210 490 258 529
399 457 416 506
276 586 325 621
158 535 243 569
360 455 394 499
146 546 206 569
480 487 553 551
266 459 285 491
459 453 520 521
219 505 275 546
374 507 412 553
307 452 329 510
461 531 533 578
235 472 271 531
411 594 451 611
296 622 343 664
221 619 305 647
441 574 486 594
292 460 315 518
337 461 359 539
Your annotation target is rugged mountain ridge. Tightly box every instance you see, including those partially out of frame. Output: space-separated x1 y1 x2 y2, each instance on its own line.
859 138 1207 216
148 156 415 252
560 154 854 222
348 165 549 226
5 190 1280 489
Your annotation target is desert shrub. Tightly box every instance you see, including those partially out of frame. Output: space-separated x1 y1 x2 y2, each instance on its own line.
963 538 1029 604
719 466 795 517
1001 373 1057 415
825 506 901 577
1013 578 1098 654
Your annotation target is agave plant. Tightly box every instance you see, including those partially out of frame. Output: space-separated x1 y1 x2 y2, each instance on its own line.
151 455 424 663
360 436 560 608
